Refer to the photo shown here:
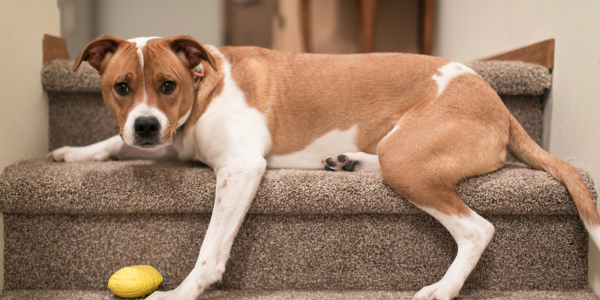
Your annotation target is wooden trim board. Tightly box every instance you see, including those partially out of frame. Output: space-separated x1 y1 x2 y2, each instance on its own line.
482 39 555 69
43 34 70 63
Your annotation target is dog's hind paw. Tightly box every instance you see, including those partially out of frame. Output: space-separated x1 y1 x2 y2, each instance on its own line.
323 154 360 172
322 152 381 172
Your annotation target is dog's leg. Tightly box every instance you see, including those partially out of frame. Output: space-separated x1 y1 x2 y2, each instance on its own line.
322 152 380 172
48 135 177 162
380 163 496 300
377 107 508 299
412 196 494 300
146 158 267 300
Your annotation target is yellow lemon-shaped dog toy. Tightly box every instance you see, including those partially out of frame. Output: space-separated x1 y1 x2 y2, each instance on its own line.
108 265 163 298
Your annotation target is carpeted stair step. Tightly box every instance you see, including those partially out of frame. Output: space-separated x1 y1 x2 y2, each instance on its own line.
1 289 599 300
42 60 551 164
1 57 587 295
0 160 595 291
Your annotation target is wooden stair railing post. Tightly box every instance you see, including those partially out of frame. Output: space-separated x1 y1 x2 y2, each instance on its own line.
421 0 435 55
359 0 377 53
300 0 378 53
300 0 435 55
300 0 311 53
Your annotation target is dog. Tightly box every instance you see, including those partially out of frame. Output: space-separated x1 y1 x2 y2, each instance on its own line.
48 35 600 300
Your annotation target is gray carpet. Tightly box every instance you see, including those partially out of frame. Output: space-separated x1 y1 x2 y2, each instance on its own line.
1 161 594 216
1 162 594 290
3 213 589 290
41 60 552 96
0 58 587 294
43 61 549 153
466 61 552 96
47 92 118 152
1 289 598 300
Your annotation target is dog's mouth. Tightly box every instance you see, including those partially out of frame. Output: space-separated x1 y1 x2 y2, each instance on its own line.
131 134 175 150
138 142 157 148
132 136 162 149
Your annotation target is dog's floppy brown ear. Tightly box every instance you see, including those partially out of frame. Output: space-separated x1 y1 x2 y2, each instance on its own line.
168 35 218 71
73 35 124 73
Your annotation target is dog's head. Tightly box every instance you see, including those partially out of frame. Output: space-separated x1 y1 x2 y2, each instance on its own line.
73 35 217 149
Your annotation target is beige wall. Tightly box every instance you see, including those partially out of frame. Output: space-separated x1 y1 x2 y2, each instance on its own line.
58 0 96 58
57 0 223 69
0 0 61 291
433 0 600 293
0 1 60 172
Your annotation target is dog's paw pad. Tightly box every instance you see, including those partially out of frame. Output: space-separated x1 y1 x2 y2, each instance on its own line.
326 157 337 167
341 160 359 171
323 154 359 172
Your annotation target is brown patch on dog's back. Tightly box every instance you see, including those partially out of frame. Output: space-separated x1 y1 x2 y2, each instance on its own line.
220 48 448 155
225 47 271 113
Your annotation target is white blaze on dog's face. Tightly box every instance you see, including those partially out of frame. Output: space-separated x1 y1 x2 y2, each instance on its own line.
73 35 217 149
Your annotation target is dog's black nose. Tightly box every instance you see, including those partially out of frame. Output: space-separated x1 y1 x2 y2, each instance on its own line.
134 117 160 138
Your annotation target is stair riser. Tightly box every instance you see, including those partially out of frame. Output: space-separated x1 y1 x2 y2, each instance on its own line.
48 92 117 152
5 214 587 291
47 93 542 162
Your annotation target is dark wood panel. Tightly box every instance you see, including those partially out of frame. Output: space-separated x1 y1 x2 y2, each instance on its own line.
483 39 555 69
43 34 70 63
420 0 434 55
225 0 278 48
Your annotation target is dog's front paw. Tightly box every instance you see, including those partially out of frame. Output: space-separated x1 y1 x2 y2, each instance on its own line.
145 290 175 300
412 280 461 300
47 145 111 162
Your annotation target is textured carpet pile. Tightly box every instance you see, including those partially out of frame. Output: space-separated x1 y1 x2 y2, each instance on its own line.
0 161 593 290
0 161 595 216
1 290 599 300
0 59 596 298
41 60 552 96
42 60 547 153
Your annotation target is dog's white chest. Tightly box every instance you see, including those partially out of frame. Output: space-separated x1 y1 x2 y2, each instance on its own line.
173 48 271 167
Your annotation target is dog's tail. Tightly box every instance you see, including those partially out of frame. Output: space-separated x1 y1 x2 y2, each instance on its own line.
508 114 600 246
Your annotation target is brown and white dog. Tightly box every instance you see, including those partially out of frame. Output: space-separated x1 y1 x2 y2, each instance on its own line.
48 35 600 300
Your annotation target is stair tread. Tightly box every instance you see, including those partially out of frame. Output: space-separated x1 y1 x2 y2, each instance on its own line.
42 60 552 96
467 61 552 96
0 160 596 215
1 289 598 300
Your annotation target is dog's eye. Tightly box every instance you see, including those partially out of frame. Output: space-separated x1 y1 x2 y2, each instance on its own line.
161 81 176 94
115 83 130 95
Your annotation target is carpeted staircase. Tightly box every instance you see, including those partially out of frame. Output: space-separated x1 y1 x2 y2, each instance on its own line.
0 60 598 299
